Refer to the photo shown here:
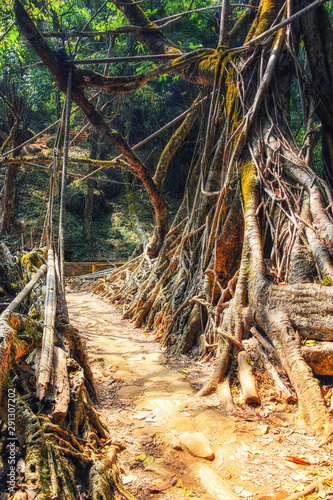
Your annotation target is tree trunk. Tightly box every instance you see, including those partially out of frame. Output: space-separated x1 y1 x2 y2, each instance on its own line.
0 164 18 234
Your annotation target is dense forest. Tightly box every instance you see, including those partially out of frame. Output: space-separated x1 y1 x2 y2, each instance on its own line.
1 0 333 498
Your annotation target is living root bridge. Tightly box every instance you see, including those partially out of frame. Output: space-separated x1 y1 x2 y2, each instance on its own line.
13 0 333 443
0 249 136 499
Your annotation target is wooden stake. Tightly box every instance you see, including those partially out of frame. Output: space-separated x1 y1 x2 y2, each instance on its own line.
217 374 234 411
47 346 70 424
238 351 260 405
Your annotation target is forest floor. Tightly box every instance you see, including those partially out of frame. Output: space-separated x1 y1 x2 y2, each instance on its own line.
66 289 333 500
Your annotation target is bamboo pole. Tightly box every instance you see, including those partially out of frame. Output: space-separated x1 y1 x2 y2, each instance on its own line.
0 264 47 319
153 3 257 24
2 159 130 185
58 69 72 288
54 250 69 321
36 247 57 400
40 4 257 38
219 0 230 47
71 54 185 65
0 92 101 160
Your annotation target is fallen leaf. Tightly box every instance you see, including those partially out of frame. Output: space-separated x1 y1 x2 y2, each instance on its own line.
235 486 253 497
133 453 146 462
305 340 317 346
258 491 289 500
26 491 37 500
285 456 311 466
253 424 269 436
176 479 184 488
181 369 188 374
270 416 289 427
143 455 154 467
122 474 137 485
148 475 177 493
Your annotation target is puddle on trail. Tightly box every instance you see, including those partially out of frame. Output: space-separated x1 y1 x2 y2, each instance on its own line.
67 290 332 500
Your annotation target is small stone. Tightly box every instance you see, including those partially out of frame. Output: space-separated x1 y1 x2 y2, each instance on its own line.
168 381 193 396
178 432 215 460
129 352 167 364
122 474 137 485
235 487 253 497
195 409 236 436
99 354 126 367
113 369 137 381
136 398 180 422
144 384 170 397
147 369 185 383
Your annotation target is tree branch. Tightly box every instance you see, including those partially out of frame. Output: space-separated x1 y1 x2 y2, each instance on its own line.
15 0 168 255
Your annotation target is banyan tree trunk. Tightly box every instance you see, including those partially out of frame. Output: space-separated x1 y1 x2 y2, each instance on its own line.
90 0 333 440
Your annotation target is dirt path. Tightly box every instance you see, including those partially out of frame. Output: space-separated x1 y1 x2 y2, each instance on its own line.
67 290 332 500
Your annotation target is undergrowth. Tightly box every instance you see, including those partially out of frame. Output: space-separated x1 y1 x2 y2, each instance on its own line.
3 162 180 262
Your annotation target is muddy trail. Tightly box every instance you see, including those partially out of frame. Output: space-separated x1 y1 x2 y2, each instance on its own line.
67 290 332 500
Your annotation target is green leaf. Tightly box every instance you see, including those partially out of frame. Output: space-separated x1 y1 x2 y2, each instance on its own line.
143 455 154 467
305 340 317 347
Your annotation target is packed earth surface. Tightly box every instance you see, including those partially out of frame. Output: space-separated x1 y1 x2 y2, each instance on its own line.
66 289 333 500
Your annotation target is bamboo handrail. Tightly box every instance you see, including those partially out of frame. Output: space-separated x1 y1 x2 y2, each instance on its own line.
36 248 56 400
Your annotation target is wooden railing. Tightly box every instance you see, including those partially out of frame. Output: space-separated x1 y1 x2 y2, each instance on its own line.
64 261 124 276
